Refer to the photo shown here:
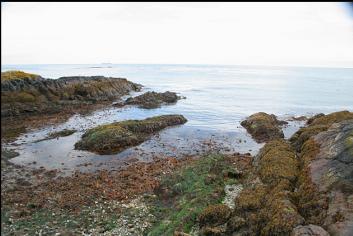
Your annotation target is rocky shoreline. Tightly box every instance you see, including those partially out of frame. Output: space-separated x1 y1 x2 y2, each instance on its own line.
1 71 352 236
1 71 182 142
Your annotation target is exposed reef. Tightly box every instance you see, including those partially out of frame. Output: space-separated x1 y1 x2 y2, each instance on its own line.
74 115 188 154
123 91 182 109
240 112 287 143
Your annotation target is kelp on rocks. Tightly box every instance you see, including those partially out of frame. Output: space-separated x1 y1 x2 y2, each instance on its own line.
74 115 187 154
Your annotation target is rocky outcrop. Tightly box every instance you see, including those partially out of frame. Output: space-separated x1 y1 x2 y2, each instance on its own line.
75 115 187 154
241 112 287 143
124 91 182 109
1 71 142 117
290 111 353 151
197 111 352 236
296 119 353 236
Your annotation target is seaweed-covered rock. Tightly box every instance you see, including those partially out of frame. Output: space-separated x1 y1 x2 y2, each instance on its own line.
1 71 42 81
241 112 287 143
230 139 303 235
75 115 187 154
1 71 142 117
290 111 353 151
257 139 298 186
124 91 182 109
296 119 353 235
199 204 231 227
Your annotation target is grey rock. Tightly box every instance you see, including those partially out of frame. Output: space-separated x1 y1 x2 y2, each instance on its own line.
291 224 330 236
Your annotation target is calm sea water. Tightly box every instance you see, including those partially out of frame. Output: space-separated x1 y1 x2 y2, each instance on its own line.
2 64 353 174
3 64 353 125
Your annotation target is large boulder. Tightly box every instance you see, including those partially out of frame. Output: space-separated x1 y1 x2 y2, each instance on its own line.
75 115 187 154
241 112 287 143
124 91 182 109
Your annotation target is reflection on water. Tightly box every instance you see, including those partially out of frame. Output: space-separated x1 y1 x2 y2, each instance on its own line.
2 64 352 174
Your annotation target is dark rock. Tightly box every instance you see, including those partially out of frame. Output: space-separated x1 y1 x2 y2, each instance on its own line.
241 112 286 143
124 91 182 109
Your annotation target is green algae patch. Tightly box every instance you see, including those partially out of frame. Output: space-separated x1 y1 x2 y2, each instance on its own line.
241 112 286 143
1 71 41 81
75 115 187 154
147 154 243 236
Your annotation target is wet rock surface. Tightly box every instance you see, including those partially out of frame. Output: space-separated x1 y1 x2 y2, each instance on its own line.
75 114 188 154
1 71 142 117
241 112 287 143
124 91 182 109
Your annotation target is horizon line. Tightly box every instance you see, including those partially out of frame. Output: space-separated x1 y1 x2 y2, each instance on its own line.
2 63 353 70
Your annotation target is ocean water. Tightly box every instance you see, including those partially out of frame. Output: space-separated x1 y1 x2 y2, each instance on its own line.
2 64 353 174
3 64 353 123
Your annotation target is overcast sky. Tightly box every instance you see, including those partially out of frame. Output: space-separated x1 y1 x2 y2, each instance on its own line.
2 2 353 67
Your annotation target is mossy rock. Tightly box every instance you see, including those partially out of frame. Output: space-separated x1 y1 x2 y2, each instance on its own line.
226 216 246 232
1 71 41 81
75 115 187 154
241 112 286 143
234 184 267 211
257 139 298 187
260 200 304 236
290 111 353 151
198 204 231 227
125 91 181 109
